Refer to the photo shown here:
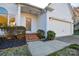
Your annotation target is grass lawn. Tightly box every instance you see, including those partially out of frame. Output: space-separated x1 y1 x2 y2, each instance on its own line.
48 44 79 56
0 45 32 56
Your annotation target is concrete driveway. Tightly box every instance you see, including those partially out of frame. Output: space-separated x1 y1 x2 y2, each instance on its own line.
56 35 79 45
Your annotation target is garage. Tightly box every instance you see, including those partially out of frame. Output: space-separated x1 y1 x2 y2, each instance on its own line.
47 19 73 37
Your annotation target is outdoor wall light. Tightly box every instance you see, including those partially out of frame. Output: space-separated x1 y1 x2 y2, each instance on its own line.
49 17 53 22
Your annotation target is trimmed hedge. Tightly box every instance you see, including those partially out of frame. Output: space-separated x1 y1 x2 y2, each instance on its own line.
37 29 45 39
74 30 79 35
47 31 56 40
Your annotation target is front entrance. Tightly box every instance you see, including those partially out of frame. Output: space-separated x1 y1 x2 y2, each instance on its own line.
21 12 40 41
25 18 40 41
26 18 32 33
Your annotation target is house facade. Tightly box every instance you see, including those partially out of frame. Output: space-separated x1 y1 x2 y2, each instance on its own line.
73 7 79 30
0 3 74 40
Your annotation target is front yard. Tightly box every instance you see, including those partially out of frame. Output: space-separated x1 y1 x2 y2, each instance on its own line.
0 45 32 56
48 44 79 56
0 35 79 56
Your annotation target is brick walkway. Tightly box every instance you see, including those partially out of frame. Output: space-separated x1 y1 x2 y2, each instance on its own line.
26 33 40 41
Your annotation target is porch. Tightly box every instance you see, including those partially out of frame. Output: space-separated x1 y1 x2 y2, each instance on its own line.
17 3 46 41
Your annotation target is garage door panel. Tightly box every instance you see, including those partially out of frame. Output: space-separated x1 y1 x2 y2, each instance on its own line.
48 20 72 37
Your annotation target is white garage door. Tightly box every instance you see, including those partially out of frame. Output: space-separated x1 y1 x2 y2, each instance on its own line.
48 20 73 37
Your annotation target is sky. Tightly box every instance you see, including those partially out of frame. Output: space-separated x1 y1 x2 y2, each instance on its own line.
0 0 79 8
25 0 54 8
23 0 79 8
27 1 79 8
71 3 79 7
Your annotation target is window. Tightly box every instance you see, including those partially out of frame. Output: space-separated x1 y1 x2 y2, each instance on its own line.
26 18 31 31
9 17 15 26
0 7 8 14
0 7 8 26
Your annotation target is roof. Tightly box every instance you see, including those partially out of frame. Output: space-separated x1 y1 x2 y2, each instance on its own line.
16 3 43 10
16 3 45 15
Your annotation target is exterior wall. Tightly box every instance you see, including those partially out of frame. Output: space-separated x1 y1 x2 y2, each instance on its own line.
0 4 18 25
21 13 38 33
46 3 73 37
37 13 47 33
47 3 73 23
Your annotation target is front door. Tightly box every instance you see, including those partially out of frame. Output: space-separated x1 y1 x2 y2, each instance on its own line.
26 18 32 33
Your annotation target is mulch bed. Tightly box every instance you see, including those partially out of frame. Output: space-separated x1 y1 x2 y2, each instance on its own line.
0 38 27 49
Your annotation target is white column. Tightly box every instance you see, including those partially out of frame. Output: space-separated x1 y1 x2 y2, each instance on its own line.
17 4 21 26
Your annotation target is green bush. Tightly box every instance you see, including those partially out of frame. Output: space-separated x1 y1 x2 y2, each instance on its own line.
47 31 56 40
37 29 45 39
74 30 79 35
14 26 26 35
0 26 26 40
0 26 26 35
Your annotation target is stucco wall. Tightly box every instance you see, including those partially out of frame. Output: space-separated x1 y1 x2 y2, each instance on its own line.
46 3 73 37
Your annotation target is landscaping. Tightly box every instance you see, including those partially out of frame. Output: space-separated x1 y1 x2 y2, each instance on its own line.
0 26 31 56
47 31 56 40
0 26 27 48
37 29 56 41
48 44 79 56
74 30 79 35
37 29 45 39
0 45 32 56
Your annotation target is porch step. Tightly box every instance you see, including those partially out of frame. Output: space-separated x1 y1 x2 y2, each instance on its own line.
26 33 40 41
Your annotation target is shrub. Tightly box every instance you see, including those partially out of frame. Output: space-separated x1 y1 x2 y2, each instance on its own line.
74 29 79 35
37 29 45 39
47 31 56 40
0 26 26 40
0 26 26 35
0 37 5 45
14 26 26 40
14 26 26 35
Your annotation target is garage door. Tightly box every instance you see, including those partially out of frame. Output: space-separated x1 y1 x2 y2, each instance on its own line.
48 20 73 37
